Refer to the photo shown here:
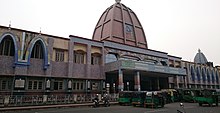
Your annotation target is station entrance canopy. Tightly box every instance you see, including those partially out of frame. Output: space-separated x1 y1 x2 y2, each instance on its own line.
105 59 187 76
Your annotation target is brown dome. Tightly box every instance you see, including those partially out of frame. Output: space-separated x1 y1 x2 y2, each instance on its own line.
92 1 148 49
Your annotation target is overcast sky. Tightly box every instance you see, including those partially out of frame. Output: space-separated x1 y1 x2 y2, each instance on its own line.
1 0 220 65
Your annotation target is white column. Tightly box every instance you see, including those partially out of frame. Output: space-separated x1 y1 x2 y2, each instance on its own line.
157 77 160 90
134 71 141 91
118 69 124 91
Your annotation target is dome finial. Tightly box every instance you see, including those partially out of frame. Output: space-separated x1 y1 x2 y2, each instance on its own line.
198 48 201 53
39 27 42 35
115 0 121 3
8 21 11 30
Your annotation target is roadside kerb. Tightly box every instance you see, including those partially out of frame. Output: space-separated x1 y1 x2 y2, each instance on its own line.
0 102 118 111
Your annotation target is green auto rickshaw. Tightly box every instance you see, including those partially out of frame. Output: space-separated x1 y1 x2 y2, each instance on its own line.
178 88 200 102
144 91 165 108
195 89 219 107
131 91 146 107
118 91 133 105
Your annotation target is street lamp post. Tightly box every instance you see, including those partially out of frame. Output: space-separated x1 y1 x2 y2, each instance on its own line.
127 82 129 91
113 83 115 94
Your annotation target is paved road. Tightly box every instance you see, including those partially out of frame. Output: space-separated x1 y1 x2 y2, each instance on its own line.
2 103 220 113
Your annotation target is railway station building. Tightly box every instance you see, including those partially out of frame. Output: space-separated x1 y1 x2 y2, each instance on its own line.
0 0 219 97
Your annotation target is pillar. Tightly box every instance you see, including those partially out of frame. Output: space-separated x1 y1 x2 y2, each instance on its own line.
118 69 124 91
157 77 160 90
183 76 187 88
176 76 180 88
68 41 74 77
134 71 141 91
86 45 91 78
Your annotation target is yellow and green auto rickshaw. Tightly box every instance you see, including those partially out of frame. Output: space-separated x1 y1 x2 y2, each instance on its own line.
144 91 165 108
161 89 179 103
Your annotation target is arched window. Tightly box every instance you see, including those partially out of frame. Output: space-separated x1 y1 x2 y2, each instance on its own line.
0 35 15 56
196 67 201 81
74 50 86 64
31 40 43 59
202 68 206 82
191 66 195 81
216 71 219 83
105 53 118 63
91 53 101 65
211 70 215 83
207 69 211 83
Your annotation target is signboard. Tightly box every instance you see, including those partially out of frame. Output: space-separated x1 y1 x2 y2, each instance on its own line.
121 60 135 68
120 60 186 75
15 79 25 88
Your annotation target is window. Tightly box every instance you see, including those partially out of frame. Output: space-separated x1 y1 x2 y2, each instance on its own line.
216 71 219 83
120 55 139 61
77 83 80 90
175 61 181 68
80 83 84 89
31 41 43 59
212 71 215 83
54 82 58 90
38 81 43 89
125 24 134 39
73 82 76 90
0 36 15 56
202 68 206 82
2 80 7 90
196 67 201 82
169 60 174 67
91 53 101 65
28 81 32 89
33 81 38 89
59 82 63 90
191 67 195 81
105 53 117 63
160 61 167 66
55 49 64 62
1 80 11 90
72 81 84 91
28 80 43 90
54 81 63 90
74 50 85 64
207 69 211 83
